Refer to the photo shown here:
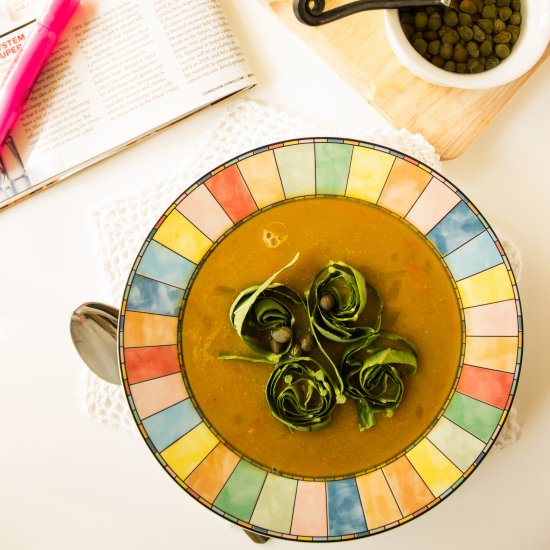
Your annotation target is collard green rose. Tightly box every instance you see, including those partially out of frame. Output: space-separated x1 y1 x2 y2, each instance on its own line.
342 337 417 430
307 261 382 343
228 254 302 361
266 357 337 431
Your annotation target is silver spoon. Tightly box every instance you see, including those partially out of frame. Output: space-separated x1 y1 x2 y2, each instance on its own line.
70 301 270 543
70 302 121 385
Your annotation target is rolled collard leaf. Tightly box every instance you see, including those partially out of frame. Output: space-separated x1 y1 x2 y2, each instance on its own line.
308 261 382 343
266 357 337 431
229 253 302 361
342 346 417 430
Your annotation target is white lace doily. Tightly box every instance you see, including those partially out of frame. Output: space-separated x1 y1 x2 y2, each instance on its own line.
87 99 521 452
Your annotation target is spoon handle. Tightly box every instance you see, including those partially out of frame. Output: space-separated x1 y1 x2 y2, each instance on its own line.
294 0 446 26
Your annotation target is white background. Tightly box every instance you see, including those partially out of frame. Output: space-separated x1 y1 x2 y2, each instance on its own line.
1 1 549 549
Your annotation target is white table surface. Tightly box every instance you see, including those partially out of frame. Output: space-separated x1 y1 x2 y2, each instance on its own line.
1 1 549 549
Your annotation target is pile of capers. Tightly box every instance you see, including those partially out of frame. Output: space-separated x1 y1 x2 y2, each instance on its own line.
399 0 521 74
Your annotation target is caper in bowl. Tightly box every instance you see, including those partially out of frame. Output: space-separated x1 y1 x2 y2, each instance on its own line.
384 0 550 89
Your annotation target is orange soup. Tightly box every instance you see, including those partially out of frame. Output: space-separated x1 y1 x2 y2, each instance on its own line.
181 197 462 478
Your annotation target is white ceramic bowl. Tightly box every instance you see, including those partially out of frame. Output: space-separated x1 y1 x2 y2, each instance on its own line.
385 0 550 89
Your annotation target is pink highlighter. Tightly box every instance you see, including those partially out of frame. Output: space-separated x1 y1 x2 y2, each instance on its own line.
0 0 80 149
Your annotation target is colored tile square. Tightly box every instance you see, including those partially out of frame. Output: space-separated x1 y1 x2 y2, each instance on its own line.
383 456 433 516
206 164 257 222
185 444 240 503
238 150 285 207
406 178 461 234
327 479 367 536
161 423 218 480
136 240 196 289
214 460 267 522
130 372 188 419
444 231 503 281
457 264 515 308
123 345 180 384
291 481 327 537
126 274 184 316
427 201 485 256
274 143 315 197
456 365 514 409
377 158 432 216
427 417 485 472
406 438 463 497
346 146 395 203
315 142 353 195
356 470 402 529
250 474 297 534
142 399 200 452
444 392 503 442
176 185 233 241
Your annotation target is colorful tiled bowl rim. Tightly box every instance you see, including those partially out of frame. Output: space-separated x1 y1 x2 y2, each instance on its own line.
118 138 523 542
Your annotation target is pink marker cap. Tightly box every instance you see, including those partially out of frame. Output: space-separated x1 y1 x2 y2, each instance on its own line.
38 0 80 35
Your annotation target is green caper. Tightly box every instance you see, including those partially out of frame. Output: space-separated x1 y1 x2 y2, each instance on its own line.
481 4 498 18
485 56 500 69
402 23 415 38
507 24 520 43
443 60 456 72
498 6 512 20
456 62 467 73
459 0 478 15
467 58 484 73
319 294 335 312
428 39 441 55
509 12 521 25
496 0 510 6
270 339 283 354
477 18 494 34
454 43 469 62
440 42 454 60
443 10 458 27
272 326 293 344
495 43 511 58
413 38 428 56
493 18 506 32
431 55 445 68
441 28 459 44
414 11 429 29
511 0 521 10
466 41 480 58
459 12 473 26
473 24 486 41
479 39 493 56
494 30 512 43
424 30 438 41
458 25 474 41
428 12 442 30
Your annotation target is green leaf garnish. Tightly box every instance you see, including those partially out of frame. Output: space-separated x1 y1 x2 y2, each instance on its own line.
266 357 337 432
221 254 419 433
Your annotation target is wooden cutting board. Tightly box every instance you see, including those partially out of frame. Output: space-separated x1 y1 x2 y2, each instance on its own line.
261 1 550 159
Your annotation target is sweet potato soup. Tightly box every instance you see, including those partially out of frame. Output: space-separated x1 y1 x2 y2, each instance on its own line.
181 197 462 478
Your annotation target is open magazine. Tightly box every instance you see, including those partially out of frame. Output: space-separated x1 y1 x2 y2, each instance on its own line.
0 0 256 210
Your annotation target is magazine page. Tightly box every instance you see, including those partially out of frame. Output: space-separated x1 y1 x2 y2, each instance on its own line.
0 0 255 209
